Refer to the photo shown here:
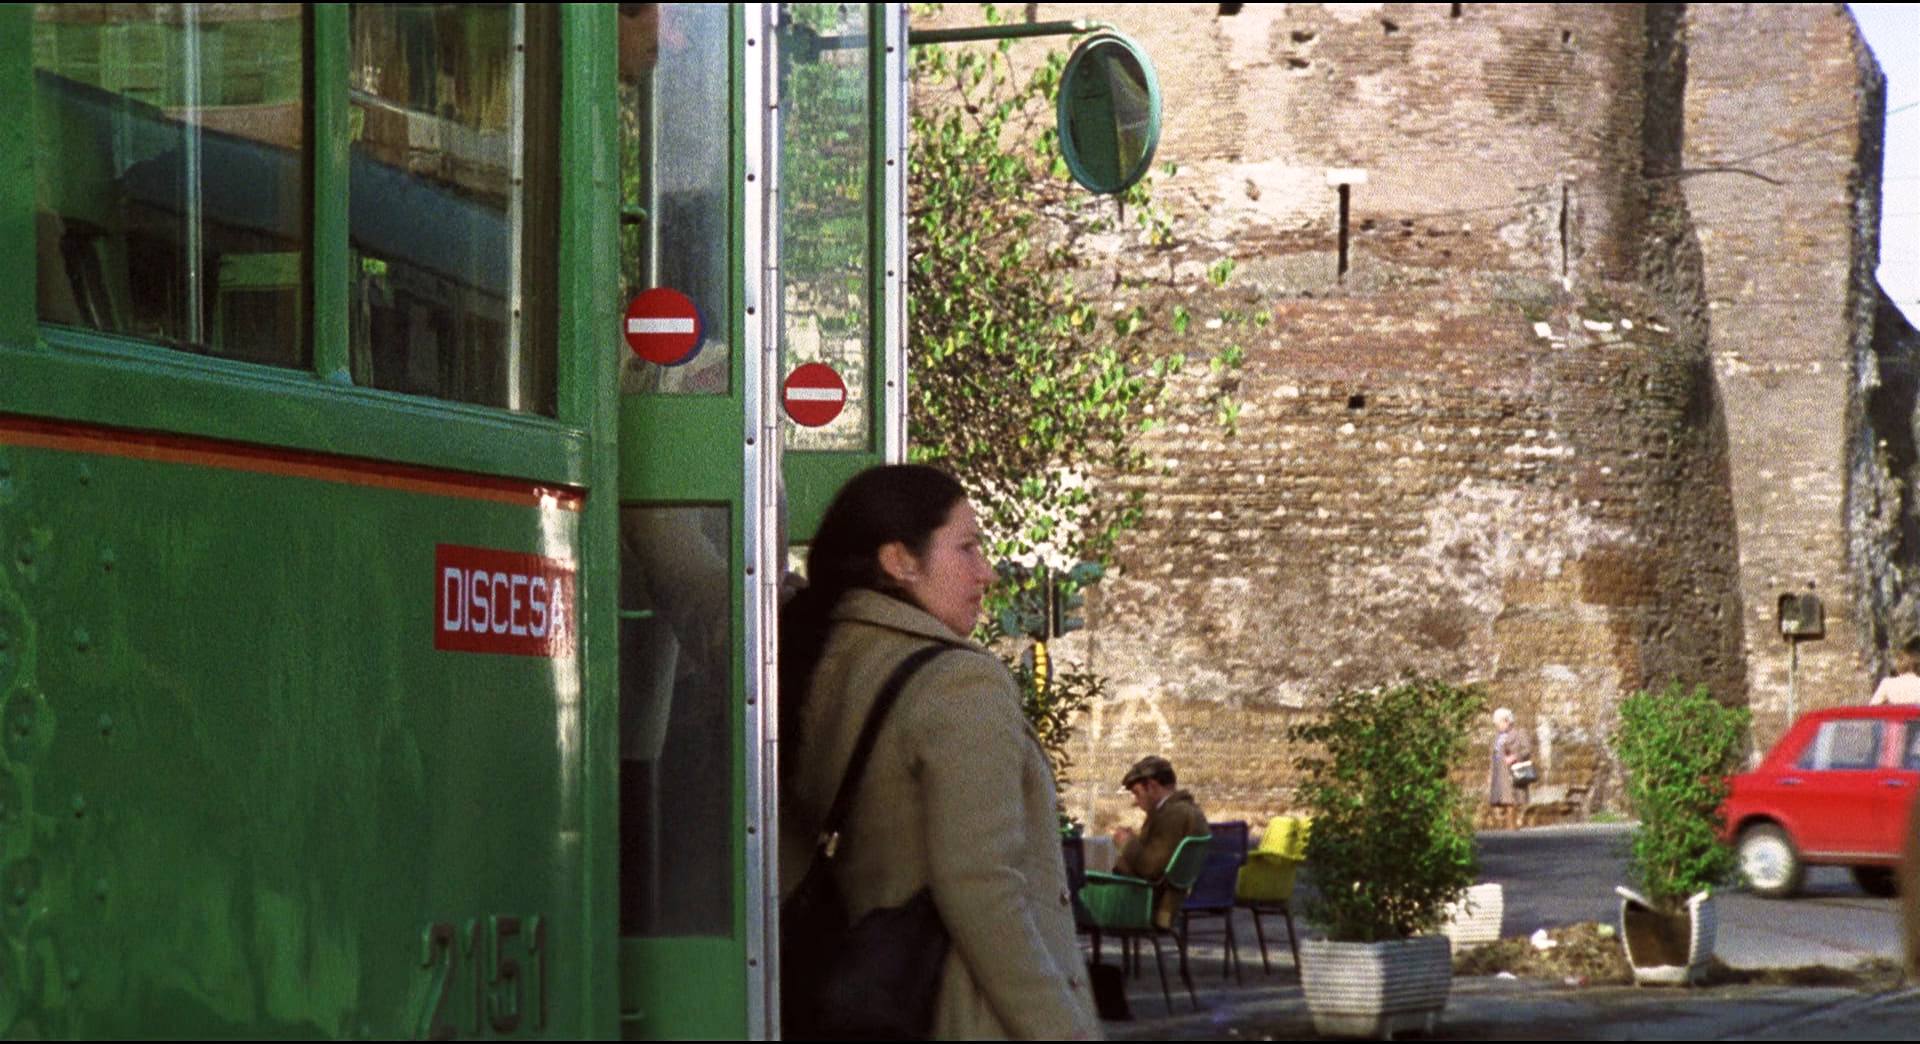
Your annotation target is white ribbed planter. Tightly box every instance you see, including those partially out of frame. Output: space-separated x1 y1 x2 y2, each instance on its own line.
1616 887 1715 986
1299 935 1453 1039
1439 883 1504 950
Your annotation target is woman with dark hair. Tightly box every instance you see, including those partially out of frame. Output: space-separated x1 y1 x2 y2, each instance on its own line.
780 465 1100 1040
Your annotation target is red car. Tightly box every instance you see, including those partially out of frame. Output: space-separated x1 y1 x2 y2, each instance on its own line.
1719 704 1920 898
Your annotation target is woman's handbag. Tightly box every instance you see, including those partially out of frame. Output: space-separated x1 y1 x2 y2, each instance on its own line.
782 644 952 1040
1509 758 1539 786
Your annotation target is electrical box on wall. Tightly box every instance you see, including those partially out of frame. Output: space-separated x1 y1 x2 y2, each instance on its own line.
1778 592 1825 640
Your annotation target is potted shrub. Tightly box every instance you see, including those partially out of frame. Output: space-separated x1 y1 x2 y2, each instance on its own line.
1287 676 1482 1038
1611 682 1750 985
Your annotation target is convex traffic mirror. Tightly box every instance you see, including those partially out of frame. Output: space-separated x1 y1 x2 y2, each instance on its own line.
1057 32 1162 195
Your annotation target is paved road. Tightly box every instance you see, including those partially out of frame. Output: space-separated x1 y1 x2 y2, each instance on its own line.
1103 824 1914 1039
1112 976 1920 1040
1476 823 1903 969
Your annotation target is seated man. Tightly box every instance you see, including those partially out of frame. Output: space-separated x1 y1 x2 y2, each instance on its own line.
1111 756 1210 927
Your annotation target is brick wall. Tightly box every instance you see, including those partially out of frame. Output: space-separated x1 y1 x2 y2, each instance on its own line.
1682 3 1891 749
914 4 1903 833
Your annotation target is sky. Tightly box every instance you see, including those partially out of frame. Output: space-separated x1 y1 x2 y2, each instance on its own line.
1852 4 1920 316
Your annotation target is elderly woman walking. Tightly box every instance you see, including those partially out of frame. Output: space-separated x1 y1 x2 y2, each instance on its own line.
1488 706 1534 830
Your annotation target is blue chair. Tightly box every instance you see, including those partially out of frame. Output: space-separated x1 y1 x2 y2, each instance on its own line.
1182 820 1250 982
1077 834 1212 1012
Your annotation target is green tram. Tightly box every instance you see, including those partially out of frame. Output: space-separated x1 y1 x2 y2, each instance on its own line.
1 3 907 1037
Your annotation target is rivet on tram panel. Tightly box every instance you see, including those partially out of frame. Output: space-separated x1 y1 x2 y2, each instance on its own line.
15 542 33 568
97 713 113 737
99 549 116 572
70 794 86 818
73 628 90 653
76 464 91 487
64 966 82 988
94 878 108 901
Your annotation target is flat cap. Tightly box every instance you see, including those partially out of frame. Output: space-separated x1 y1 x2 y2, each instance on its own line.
1121 755 1174 789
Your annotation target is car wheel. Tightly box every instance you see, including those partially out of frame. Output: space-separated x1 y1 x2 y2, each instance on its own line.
1851 865 1898 898
1738 824 1803 898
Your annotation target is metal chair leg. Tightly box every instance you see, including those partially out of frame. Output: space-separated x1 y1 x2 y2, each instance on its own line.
1174 924 1199 1010
1147 933 1174 1014
1247 905 1272 974
1281 902 1301 970
1224 908 1242 983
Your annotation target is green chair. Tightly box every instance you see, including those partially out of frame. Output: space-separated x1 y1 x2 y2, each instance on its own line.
1078 834 1212 1012
1234 815 1310 973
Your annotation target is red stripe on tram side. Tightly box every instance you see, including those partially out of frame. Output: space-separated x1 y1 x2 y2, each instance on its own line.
0 414 585 512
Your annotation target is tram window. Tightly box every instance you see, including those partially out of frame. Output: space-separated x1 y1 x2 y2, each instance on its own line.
33 4 311 369
778 3 873 450
617 4 732 397
619 505 734 936
347 4 559 416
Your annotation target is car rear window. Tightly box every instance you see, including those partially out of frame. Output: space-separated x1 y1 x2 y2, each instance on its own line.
1795 719 1883 771
1904 723 1920 771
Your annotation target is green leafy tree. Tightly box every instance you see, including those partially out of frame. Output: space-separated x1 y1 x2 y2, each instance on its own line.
1287 677 1483 942
1613 682 1751 912
908 21 1173 572
907 7 1231 780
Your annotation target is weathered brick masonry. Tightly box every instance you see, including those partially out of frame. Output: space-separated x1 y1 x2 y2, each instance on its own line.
918 4 1913 832
1683 4 1896 748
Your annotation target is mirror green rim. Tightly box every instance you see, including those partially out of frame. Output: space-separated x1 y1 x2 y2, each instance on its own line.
1055 32 1162 196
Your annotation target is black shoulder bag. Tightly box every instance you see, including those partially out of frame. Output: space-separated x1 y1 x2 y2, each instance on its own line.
782 644 952 1040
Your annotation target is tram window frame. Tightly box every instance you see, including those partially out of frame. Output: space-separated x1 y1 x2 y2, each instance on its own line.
17 4 579 468
617 3 734 399
30 3 316 372
346 3 562 418
776 2 877 453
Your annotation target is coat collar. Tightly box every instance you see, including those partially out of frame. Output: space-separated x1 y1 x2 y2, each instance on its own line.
832 588 987 651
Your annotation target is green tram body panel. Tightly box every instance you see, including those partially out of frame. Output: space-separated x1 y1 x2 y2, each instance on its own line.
0 426 585 1037
0 2 907 1037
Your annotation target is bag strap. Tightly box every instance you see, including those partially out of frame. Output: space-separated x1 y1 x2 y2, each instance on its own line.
817 643 951 860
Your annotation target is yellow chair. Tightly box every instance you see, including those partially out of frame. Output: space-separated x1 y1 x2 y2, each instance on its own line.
1234 815 1310 972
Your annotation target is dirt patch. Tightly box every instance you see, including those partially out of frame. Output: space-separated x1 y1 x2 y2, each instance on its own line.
1453 923 1908 991
1452 923 1634 985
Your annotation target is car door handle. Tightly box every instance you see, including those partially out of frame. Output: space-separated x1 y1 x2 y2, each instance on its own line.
1779 777 1803 786
1882 779 1909 788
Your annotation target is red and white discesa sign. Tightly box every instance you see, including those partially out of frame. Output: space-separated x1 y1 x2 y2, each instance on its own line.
435 544 576 656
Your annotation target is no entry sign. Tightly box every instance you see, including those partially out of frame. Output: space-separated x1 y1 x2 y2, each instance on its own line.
624 288 702 366
783 363 848 427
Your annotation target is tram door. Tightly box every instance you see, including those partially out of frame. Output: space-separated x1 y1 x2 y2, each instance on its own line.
614 4 903 1038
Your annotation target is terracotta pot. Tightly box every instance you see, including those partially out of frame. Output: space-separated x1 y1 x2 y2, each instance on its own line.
1615 887 1715 986
1299 934 1453 1038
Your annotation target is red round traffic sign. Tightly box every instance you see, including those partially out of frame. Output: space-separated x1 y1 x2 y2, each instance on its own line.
783 363 848 427
624 287 703 366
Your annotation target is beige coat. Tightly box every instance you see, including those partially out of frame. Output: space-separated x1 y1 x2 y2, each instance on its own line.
782 590 1101 1040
